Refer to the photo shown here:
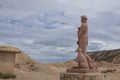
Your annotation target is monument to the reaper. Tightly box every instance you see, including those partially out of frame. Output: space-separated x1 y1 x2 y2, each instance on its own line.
67 15 98 73
60 15 104 80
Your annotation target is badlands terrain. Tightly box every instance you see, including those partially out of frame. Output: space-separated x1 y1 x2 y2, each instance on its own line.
0 46 120 80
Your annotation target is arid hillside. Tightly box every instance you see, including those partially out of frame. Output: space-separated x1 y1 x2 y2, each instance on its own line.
49 49 120 70
15 50 56 72
89 49 120 64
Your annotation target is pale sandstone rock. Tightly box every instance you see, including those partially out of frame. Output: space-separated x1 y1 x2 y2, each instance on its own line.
0 45 20 74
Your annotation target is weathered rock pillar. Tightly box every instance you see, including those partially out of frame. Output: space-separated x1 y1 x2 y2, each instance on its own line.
0 45 21 74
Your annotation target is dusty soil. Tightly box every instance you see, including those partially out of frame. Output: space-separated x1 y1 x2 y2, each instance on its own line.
1 69 119 80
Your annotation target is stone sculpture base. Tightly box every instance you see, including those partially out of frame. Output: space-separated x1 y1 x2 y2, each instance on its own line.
67 69 98 73
60 72 105 80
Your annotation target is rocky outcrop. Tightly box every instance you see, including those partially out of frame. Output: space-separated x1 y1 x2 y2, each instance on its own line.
0 45 20 75
0 45 21 53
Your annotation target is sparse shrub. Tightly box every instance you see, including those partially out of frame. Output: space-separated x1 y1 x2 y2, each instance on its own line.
0 73 16 79
30 64 34 67
27 62 30 64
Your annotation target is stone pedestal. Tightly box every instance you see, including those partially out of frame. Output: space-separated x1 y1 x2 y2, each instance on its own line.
60 73 105 80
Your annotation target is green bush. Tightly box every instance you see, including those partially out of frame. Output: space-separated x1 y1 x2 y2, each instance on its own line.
0 73 16 79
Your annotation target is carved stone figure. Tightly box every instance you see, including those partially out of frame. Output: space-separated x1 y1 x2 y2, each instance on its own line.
67 15 98 73
77 15 98 70
77 15 88 55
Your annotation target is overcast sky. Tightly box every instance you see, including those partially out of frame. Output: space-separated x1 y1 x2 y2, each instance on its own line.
0 0 120 63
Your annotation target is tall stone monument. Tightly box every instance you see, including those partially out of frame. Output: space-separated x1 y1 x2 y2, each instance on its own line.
67 15 98 73
60 15 105 80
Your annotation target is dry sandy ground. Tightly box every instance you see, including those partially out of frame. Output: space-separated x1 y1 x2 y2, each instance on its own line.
0 70 60 80
0 68 119 80
0 62 120 80
15 70 60 80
